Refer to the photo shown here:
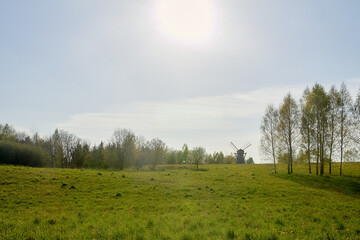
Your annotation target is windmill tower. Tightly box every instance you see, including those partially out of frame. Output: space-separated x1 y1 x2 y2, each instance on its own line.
230 142 251 164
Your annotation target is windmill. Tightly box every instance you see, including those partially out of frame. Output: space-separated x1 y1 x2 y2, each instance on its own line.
230 142 251 164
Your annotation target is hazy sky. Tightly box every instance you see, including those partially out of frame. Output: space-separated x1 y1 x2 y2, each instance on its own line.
1 0 360 162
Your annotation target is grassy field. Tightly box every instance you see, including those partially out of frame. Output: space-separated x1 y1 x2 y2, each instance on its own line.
0 163 359 240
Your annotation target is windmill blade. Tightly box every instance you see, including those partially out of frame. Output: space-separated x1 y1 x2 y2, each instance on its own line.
228 143 237 156
230 142 239 151
243 144 251 150
229 143 235 149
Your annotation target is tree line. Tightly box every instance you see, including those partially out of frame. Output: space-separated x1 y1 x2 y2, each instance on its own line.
260 83 360 175
0 124 246 169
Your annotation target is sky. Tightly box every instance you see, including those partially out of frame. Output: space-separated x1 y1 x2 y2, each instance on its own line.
1 0 360 163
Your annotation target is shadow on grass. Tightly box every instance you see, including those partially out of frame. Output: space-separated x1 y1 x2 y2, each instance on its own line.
191 168 208 172
276 173 360 195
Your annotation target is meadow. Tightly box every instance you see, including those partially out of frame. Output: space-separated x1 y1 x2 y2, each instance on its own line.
0 163 359 240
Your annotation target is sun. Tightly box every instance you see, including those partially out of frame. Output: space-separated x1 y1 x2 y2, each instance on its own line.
154 0 217 46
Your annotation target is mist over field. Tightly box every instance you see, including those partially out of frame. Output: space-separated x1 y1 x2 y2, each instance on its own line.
1 1 360 160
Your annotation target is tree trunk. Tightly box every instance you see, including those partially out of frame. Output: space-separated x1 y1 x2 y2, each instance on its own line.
307 129 311 174
288 118 292 174
290 145 293 173
273 154 277 174
272 143 277 174
316 151 319 175
329 149 332 175
320 127 325 176
329 120 334 175
320 146 324 176
273 161 277 174
288 156 290 174
340 158 343 175
340 140 343 176
272 148 277 174
273 155 277 174
340 122 344 175
287 145 291 174
316 144 319 175
316 129 319 175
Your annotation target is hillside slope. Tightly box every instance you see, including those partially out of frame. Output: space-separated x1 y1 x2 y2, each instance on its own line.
0 164 359 239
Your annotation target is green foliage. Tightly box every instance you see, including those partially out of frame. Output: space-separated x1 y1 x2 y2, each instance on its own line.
0 123 16 141
149 138 166 170
165 150 177 164
190 146 206 170
181 144 190 164
246 157 255 164
260 104 279 172
207 151 228 164
295 149 307 163
262 83 360 176
85 142 106 168
55 144 66 168
71 142 89 169
278 93 299 174
0 140 50 167
277 152 289 164
110 129 137 169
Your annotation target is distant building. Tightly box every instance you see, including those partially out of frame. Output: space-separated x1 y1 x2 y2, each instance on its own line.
236 149 246 164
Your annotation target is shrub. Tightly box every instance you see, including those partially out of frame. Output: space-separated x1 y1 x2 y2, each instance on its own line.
0 140 50 167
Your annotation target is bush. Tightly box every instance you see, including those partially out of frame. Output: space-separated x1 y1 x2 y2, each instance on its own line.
0 140 50 167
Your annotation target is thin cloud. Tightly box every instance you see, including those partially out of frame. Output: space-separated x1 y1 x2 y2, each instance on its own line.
57 87 302 148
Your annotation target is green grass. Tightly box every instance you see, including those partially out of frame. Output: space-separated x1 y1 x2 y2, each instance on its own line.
0 163 359 239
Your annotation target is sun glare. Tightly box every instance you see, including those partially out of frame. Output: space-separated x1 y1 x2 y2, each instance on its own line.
154 0 216 46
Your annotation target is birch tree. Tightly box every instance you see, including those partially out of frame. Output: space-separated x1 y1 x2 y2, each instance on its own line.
307 84 329 176
353 88 360 153
111 129 137 169
278 93 299 174
260 104 279 174
327 86 340 174
149 138 166 170
300 87 315 174
190 146 206 170
338 83 353 175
